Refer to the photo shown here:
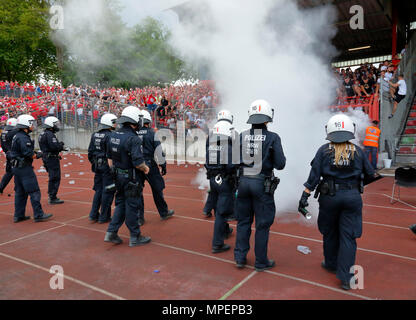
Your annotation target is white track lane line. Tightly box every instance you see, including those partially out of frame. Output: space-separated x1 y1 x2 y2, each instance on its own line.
61 222 373 300
0 214 89 247
57 199 416 262
0 188 85 206
0 251 126 300
219 271 257 300
0 194 406 299
364 203 416 212
366 192 416 210
0 193 371 301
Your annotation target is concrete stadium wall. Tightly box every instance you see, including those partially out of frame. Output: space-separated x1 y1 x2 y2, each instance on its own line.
32 126 207 164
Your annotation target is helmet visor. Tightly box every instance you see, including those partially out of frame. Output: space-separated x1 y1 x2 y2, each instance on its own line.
326 131 355 143
247 114 273 124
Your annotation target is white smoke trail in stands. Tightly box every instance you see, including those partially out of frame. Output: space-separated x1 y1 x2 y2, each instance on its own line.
169 0 371 222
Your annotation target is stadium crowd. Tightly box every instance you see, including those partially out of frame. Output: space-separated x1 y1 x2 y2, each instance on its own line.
333 55 403 104
0 81 219 133
0 54 406 132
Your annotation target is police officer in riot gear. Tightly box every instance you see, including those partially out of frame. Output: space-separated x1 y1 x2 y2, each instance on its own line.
203 109 236 220
88 113 117 223
104 106 151 247
234 100 286 271
38 116 66 204
10 115 52 223
206 120 237 253
136 110 174 226
299 114 377 290
0 118 18 194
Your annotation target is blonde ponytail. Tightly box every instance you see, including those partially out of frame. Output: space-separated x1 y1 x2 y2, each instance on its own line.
330 142 356 167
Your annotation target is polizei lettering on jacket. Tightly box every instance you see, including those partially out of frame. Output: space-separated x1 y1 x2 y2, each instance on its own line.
244 134 266 141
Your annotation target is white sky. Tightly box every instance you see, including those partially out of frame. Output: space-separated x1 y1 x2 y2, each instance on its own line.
118 0 189 28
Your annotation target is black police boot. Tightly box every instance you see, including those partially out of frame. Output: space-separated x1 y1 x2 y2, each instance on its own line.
235 259 247 269
203 211 213 218
98 218 112 224
89 217 98 223
212 243 231 254
49 197 64 205
138 217 145 226
341 280 351 291
410 224 416 235
104 232 123 244
321 261 336 274
255 259 275 272
160 210 174 221
14 216 31 223
129 235 151 247
225 227 233 239
34 214 53 222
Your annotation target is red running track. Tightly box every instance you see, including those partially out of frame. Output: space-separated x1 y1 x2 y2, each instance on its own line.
0 153 415 300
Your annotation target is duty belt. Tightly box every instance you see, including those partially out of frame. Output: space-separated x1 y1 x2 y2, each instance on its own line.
335 183 359 191
242 174 268 180
44 153 59 158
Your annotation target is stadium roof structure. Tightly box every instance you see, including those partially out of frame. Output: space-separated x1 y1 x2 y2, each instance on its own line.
299 0 416 63
168 0 416 64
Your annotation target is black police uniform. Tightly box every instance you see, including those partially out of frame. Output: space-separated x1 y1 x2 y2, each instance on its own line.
10 130 51 222
0 126 19 193
136 125 173 222
106 125 146 243
203 128 239 220
234 124 286 270
205 131 237 252
303 143 374 283
38 129 65 201
87 129 115 223
202 188 217 217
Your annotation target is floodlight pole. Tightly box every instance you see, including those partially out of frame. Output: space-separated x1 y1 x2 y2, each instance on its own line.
392 0 398 57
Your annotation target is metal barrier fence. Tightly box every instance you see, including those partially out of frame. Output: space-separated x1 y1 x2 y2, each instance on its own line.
328 94 379 121
0 87 63 99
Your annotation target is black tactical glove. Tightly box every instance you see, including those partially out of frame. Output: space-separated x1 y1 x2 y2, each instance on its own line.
60 141 68 152
298 191 311 211
160 163 167 176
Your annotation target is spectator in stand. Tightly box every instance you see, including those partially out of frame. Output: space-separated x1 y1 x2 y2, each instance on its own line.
380 60 389 72
360 75 374 97
342 77 355 99
384 65 394 82
375 70 389 95
352 75 362 97
388 74 407 119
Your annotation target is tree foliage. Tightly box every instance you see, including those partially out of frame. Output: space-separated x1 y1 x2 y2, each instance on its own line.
0 0 59 82
59 14 193 88
1 0 195 87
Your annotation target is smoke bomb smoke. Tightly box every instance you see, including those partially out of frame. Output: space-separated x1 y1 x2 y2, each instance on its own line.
168 0 371 222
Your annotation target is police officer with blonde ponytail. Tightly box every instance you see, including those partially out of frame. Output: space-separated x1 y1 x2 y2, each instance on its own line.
299 114 378 290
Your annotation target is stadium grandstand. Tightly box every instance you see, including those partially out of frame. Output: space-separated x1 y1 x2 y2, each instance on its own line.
1 0 416 305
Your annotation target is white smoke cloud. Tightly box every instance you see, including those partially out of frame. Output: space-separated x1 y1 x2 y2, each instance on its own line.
119 0 181 28
168 0 371 222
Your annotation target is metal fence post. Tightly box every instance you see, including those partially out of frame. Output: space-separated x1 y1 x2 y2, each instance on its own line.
75 98 78 133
